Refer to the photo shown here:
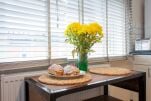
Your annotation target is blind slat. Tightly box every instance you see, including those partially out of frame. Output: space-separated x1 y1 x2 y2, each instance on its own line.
0 0 129 63
108 0 126 56
0 0 48 62
84 0 107 58
51 0 79 59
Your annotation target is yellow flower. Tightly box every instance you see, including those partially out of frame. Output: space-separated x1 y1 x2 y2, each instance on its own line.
64 22 81 36
88 22 103 35
78 24 89 34
64 22 104 36
64 22 104 57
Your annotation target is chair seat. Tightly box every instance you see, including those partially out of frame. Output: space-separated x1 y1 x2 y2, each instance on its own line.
83 95 122 101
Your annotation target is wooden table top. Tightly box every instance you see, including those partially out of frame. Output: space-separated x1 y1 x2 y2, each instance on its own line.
26 71 145 95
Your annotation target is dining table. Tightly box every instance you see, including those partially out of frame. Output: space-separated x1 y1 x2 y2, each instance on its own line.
25 71 146 101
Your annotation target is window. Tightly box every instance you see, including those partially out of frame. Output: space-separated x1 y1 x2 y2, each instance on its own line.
50 0 79 59
83 0 107 58
51 0 127 60
0 0 48 62
0 0 129 63
108 0 126 57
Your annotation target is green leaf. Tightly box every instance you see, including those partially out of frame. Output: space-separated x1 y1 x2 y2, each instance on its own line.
88 49 95 53
72 49 77 58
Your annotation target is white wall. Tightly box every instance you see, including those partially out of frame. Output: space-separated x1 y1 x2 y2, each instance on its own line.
145 0 151 38
129 0 144 51
132 0 144 30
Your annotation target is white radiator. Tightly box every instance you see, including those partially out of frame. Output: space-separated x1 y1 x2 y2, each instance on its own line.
1 70 46 101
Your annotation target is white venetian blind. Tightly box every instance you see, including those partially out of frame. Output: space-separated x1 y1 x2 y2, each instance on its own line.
83 0 107 58
108 0 126 57
50 0 79 59
0 0 48 62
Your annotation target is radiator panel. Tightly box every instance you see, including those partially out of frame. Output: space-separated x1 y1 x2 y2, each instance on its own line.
1 71 46 101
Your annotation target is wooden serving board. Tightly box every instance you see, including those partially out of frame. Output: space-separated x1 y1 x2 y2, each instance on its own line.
38 73 92 85
89 67 132 76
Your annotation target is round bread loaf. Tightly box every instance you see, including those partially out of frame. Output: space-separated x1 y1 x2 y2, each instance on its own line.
64 65 80 75
48 64 64 76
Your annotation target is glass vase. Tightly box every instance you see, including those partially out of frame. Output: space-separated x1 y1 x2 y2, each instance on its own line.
76 52 88 71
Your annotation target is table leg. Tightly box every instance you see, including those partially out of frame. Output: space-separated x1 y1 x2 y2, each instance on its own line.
50 94 57 101
25 81 29 101
139 74 146 101
104 85 108 96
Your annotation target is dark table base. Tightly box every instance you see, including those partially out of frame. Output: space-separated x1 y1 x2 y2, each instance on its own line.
84 95 122 101
25 72 146 101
